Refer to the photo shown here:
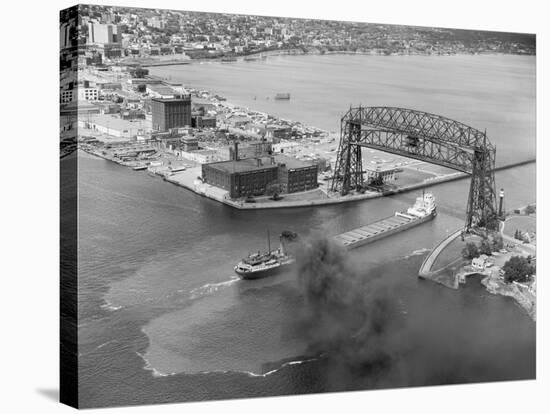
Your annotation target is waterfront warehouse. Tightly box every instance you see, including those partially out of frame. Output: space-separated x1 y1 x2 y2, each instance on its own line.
151 95 192 131
202 154 318 198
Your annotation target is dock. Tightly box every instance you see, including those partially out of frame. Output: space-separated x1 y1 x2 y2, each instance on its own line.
333 212 425 249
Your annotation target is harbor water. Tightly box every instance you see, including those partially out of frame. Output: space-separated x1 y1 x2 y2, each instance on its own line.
73 54 536 407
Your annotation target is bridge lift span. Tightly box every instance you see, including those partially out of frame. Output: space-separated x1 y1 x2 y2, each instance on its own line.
330 106 498 231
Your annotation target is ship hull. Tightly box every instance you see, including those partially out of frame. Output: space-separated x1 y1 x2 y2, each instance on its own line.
334 210 436 250
234 262 293 280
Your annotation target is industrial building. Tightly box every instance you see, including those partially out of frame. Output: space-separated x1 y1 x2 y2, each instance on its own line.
365 165 396 183
78 114 149 138
151 96 192 131
202 150 318 198
229 141 272 160
87 22 120 45
146 84 179 99
191 115 217 129
77 87 99 101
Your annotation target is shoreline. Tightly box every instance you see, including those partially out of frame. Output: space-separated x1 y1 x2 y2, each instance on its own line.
80 148 467 210
134 48 535 67
418 217 536 321
420 260 536 322
481 273 536 321
79 56 534 211
80 146 535 210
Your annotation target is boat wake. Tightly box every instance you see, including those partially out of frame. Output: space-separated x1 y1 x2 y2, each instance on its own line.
136 350 320 379
136 352 177 378
96 339 118 350
403 247 431 259
243 357 320 377
189 277 240 300
100 300 122 312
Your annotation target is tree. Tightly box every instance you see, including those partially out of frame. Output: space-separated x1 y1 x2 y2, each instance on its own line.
491 233 504 251
479 212 500 231
266 182 282 200
368 175 384 187
502 256 536 284
479 239 493 256
525 204 536 215
462 242 479 260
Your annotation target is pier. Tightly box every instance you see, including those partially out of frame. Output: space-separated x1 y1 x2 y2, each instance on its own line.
418 229 463 279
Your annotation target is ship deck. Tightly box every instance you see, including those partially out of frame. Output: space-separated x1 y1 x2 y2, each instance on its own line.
333 213 418 248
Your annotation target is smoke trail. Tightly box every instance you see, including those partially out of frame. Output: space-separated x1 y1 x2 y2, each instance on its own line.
293 235 535 389
295 236 402 380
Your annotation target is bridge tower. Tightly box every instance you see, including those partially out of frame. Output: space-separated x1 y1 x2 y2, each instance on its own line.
330 106 498 232
465 136 498 230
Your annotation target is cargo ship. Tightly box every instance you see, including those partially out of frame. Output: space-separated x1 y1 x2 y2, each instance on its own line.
234 231 297 279
333 192 437 250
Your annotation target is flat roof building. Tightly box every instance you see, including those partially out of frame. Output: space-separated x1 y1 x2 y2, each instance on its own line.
365 164 396 183
202 154 318 199
146 84 178 99
78 114 150 138
152 96 192 132
88 22 121 46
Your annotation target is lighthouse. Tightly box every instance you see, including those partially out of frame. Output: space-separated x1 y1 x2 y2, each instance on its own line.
498 188 505 218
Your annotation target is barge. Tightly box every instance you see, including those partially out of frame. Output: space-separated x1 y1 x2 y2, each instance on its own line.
333 192 436 250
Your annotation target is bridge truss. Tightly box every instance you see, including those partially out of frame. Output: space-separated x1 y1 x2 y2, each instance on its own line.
330 106 498 231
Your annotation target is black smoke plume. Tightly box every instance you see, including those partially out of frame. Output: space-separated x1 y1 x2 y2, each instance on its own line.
294 235 535 390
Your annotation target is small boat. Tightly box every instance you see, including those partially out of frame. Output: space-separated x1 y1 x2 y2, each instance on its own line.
168 165 187 173
275 93 291 100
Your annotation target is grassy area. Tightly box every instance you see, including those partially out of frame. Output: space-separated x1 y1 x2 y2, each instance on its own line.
431 233 482 272
503 215 536 238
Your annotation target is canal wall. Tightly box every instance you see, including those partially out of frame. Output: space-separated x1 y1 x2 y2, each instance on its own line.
418 228 463 288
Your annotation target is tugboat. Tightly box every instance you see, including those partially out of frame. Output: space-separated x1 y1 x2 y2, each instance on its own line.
234 231 297 279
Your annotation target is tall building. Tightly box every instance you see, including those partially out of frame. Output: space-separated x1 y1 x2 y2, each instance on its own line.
59 22 73 49
88 22 120 45
151 96 192 131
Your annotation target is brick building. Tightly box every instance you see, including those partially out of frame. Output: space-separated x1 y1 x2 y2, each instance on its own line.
202 154 318 199
152 96 192 132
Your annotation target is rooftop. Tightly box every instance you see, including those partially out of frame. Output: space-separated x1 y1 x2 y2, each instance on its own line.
79 113 148 131
206 154 314 174
151 95 191 103
147 84 178 96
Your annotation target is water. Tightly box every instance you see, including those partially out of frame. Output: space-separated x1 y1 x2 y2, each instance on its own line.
73 55 536 408
151 54 536 166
